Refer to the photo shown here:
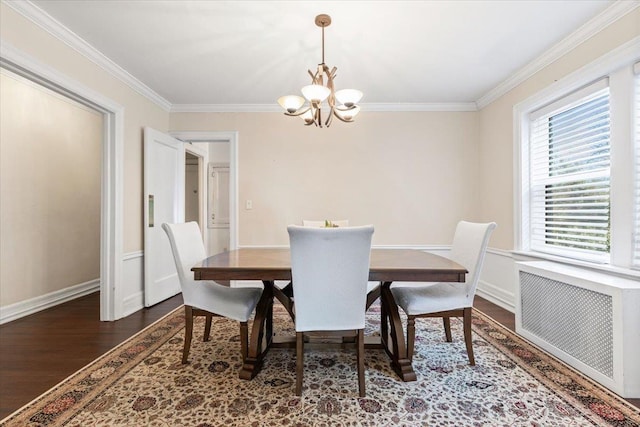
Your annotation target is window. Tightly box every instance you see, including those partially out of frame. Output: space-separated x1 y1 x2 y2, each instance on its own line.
529 81 610 263
517 45 639 271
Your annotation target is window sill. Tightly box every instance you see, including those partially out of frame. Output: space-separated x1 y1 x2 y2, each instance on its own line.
511 250 640 281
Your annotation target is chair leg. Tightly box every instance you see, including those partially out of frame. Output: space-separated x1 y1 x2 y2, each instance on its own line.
296 332 304 396
463 307 475 366
182 305 194 364
357 329 365 397
203 314 213 342
239 321 249 362
406 316 416 362
443 317 453 342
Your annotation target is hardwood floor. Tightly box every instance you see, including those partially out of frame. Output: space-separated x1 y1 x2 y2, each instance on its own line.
0 292 183 419
0 293 637 420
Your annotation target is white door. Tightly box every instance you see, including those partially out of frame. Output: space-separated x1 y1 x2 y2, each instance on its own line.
144 127 185 307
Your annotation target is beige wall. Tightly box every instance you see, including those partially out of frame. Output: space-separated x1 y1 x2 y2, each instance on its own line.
0 3 170 253
171 111 481 246
477 8 640 250
0 72 102 306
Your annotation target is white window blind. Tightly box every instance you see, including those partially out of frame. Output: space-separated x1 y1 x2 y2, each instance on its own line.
529 81 611 262
633 62 640 268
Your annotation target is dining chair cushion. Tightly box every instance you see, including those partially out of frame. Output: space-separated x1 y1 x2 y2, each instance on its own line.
162 222 262 322
288 224 374 332
391 282 467 315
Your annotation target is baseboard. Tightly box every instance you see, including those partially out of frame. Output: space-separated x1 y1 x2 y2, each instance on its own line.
0 279 100 325
122 291 144 317
476 281 515 313
121 251 145 318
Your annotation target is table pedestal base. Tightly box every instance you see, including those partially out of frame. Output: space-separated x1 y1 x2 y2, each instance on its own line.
238 280 418 382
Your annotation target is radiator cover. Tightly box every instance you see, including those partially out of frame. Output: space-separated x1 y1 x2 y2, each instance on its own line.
515 261 640 398
519 271 613 378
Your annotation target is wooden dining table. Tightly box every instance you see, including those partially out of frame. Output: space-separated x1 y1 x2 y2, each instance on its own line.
192 247 467 382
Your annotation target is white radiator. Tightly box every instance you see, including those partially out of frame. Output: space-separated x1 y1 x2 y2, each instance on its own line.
515 261 640 398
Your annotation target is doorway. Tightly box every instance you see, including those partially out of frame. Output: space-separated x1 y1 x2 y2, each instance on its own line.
1 47 124 321
185 152 200 224
170 131 238 253
185 142 209 247
0 69 102 322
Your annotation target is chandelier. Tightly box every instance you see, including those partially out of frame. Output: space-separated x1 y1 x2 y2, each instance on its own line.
277 14 362 128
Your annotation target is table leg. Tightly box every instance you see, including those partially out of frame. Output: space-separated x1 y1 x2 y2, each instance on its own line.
239 281 274 380
381 282 417 382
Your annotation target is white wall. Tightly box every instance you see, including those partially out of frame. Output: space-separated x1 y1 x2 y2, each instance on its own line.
0 71 101 308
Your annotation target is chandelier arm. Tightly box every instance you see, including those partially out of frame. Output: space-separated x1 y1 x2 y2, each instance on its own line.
332 110 355 123
284 106 312 117
325 107 334 127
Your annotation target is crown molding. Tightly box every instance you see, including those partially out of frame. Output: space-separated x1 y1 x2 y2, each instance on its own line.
363 102 477 112
171 102 478 113
3 0 172 112
171 104 281 113
476 0 640 109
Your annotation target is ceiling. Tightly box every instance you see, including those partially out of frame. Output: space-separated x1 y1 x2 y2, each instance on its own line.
23 0 623 110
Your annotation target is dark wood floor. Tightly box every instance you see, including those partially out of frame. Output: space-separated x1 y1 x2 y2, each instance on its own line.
0 293 637 420
0 293 183 419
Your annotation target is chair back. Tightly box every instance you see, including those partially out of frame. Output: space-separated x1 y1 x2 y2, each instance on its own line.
162 222 207 304
288 225 373 332
449 221 496 299
302 219 349 227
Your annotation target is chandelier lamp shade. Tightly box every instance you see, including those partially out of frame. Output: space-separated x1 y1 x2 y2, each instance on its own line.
277 14 362 128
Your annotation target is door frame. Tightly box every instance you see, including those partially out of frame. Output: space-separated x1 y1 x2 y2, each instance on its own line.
170 131 239 250
1 42 124 321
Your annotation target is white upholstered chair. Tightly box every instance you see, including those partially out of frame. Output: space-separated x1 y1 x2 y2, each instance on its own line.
390 221 496 365
162 222 264 365
275 221 349 292
302 219 349 227
288 224 374 397
303 219 380 304
295 220 379 305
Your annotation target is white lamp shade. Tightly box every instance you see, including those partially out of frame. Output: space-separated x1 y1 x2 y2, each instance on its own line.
335 105 360 121
335 89 363 107
301 85 331 103
278 95 305 113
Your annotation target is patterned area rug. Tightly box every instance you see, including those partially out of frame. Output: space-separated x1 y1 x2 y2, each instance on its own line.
2 304 639 426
